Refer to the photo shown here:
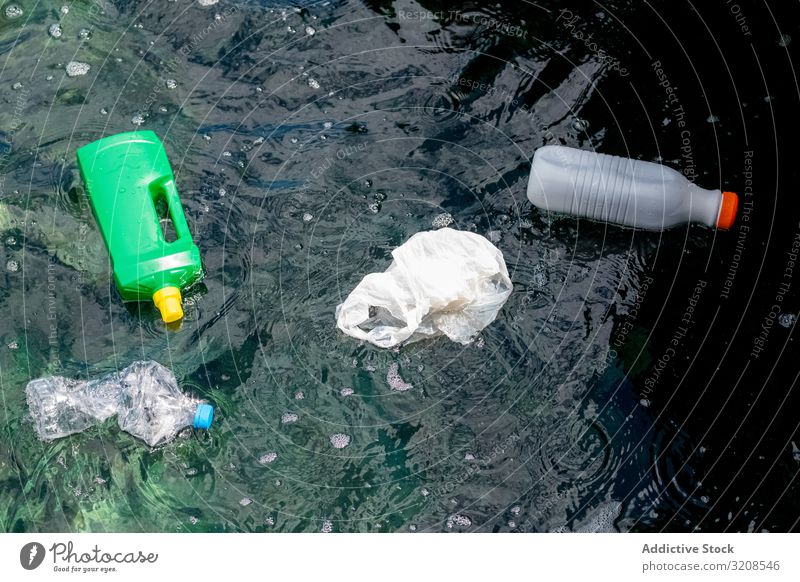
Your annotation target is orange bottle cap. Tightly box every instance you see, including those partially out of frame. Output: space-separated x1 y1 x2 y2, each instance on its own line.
717 191 739 230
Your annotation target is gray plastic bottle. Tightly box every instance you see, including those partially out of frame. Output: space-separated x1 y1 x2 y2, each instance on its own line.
26 361 214 447
527 146 738 230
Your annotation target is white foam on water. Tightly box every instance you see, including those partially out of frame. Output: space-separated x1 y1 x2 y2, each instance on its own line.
329 433 350 449
165 78 177 89
197 0 219 5
432 212 454 228
281 412 298 423
308 78 320 89
6 259 19 272
4 4 23 19
302 212 313 222
65 61 90 77
574 501 622 533
321 519 333 533
294 391 304 400
258 452 278 464
239 497 253 506
49 24 62 39
305 26 316 36
446 514 472 528
130 113 145 126
387 362 412 391
339 387 354 396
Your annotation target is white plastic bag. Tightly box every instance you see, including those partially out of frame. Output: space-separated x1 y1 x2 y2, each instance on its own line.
335 228 513 348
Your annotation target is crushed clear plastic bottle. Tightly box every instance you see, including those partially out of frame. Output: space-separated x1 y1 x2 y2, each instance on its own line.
26 361 214 447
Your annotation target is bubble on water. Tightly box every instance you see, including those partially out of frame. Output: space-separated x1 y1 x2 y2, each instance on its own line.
464 452 475 461
258 452 278 465
78 28 92 40
778 313 795 328
508 520 516 528
222 150 232 157
531 263 547 287
202 134 212 141
46 75 54 81
322 121 333 129
11 82 22 90
302 212 313 222
197 0 219 5
265 516 275 525
640 398 650 408
290 137 298 144
239 497 253 506
487 230 502 243
339 387 354 397
6 259 19 272
572 117 589 132
294 391 304 400
7 340 19 350
287 25 296 33
305 25 316 36
446 514 472 529
158 105 168 113
66 61 91 77
321 519 333 533
329 433 351 449
100 107 108 115
4 4 23 19
432 212 454 229
510 505 521 515
189 516 199 525
281 412 299 424
706 115 720 124
130 112 146 126
791 442 800 462
408 524 417 531
164 78 178 89
387 362 413 392
368 202 381 214
218 187 226 197
49 23 63 39
308 77 320 89
475 336 485 348
5 236 16 246
60 5 69 15
779 34 792 47
573 502 622 533
420 488 430 497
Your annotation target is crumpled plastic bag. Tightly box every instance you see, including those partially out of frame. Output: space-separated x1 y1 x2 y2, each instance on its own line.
335 228 513 348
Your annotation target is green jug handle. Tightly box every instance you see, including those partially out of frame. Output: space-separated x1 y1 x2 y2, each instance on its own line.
155 178 192 242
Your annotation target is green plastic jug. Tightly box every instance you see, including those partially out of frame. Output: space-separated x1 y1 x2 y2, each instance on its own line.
76 131 203 323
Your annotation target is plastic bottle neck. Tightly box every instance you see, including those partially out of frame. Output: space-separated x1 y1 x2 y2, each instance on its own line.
686 183 723 228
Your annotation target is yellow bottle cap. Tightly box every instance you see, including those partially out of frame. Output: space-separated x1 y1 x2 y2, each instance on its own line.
153 286 184 323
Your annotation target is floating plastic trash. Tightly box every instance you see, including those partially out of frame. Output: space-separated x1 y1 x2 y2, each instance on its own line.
336 228 512 348
76 131 203 322
26 361 213 447
527 145 739 230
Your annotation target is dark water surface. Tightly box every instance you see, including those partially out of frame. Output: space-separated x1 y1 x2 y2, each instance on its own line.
1 0 798 532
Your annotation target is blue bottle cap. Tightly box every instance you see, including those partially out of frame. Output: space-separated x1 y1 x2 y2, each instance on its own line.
193 403 214 430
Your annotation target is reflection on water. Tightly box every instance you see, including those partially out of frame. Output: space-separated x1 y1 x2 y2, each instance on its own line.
0 0 744 532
